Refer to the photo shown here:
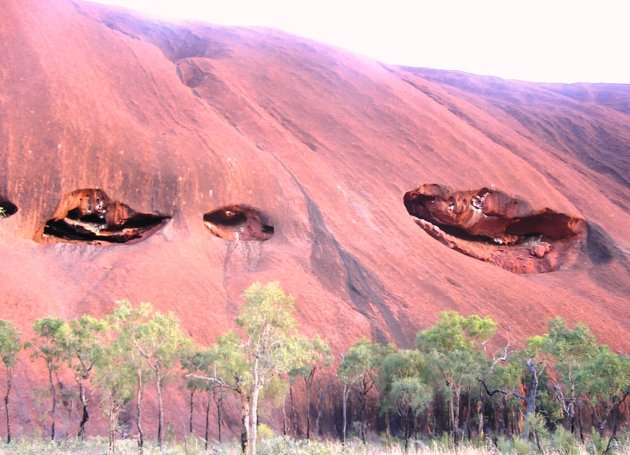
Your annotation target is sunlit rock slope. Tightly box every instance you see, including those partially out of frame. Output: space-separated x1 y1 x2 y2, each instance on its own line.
1 0 629 360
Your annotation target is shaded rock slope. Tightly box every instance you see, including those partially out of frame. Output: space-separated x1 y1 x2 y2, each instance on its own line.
1 0 629 360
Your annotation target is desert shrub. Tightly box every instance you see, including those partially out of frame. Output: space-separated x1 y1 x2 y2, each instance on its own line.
551 426 580 455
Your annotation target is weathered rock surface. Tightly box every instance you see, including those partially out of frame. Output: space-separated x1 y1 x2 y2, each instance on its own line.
1 0 629 407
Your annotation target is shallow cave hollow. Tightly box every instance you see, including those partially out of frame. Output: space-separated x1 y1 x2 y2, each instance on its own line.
403 184 584 273
0 197 18 218
203 205 274 241
41 188 170 244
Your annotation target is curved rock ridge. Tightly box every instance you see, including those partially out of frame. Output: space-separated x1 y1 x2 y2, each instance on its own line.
39 189 170 244
203 205 274 241
404 184 586 273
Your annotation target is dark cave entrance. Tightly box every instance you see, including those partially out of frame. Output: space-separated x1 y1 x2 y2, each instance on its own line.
403 184 585 273
41 189 170 244
0 198 18 218
203 205 274 241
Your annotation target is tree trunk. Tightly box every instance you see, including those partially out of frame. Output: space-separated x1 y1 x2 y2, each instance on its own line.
107 404 117 455
305 367 315 440
156 375 164 448
204 394 211 451
305 385 312 439
249 384 262 455
189 388 195 434
342 384 349 444
604 405 620 454
77 379 89 439
4 367 12 444
477 393 484 439
448 392 456 443
282 396 287 436
289 379 298 436
216 387 223 443
453 387 461 444
315 382 324 438
577 405 584 444
360 383 367 443
240 392 250 455
136 366 144 450
48 366 56 441
465 387 472 440
521 360 540 440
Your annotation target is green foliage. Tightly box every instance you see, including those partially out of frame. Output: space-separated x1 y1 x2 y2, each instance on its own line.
578 345 630 405
496 435 533 455
238 281 307 382
93 341 136 408
379 349 428 413
543 317 598 372
551 426 580 455
0 320 21 368
389 377 432 415
416 311 496 354
416 311 496 394
338 338 384 386
58 315 106 379
288 336 332 380
30 317 65 367
181 347 216 393
112 300 192 380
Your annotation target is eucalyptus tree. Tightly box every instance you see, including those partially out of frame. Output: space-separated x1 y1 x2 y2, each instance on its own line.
479 336 547 440
29 317 65 440
58 315 106 439
288 336 331 439
338 338 386 444
93 337 136 455
111 300 192 449
577 345 629 450
379 349 432 449
181 347 220 449
190 282 312 455
416 311 496 443
190 331 250 452
542 317 597 436
237 282 311 455
0 320 21 443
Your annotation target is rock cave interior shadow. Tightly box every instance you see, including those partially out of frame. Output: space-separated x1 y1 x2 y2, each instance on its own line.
203 205 274 241
41 188 170 244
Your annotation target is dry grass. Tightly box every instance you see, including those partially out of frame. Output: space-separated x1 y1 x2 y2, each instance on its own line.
1 435 629 455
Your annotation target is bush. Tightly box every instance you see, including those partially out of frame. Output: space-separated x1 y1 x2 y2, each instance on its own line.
551 426 580 455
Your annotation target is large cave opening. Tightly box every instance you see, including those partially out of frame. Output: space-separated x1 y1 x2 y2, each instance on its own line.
404 184 585 273
41 189 170 244
203 205 274 241
0 198 18 218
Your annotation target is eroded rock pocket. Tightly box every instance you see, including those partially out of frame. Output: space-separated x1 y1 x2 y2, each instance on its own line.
0 197 18 218
203 205 274 241
41 189 170 244
403 184 585 273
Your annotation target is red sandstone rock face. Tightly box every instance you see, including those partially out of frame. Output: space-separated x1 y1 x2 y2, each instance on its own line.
1 0 629 414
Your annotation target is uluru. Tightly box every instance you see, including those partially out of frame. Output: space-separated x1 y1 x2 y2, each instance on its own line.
1 0 629 442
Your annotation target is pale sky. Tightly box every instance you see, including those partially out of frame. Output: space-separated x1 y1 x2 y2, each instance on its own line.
86 0 630 83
